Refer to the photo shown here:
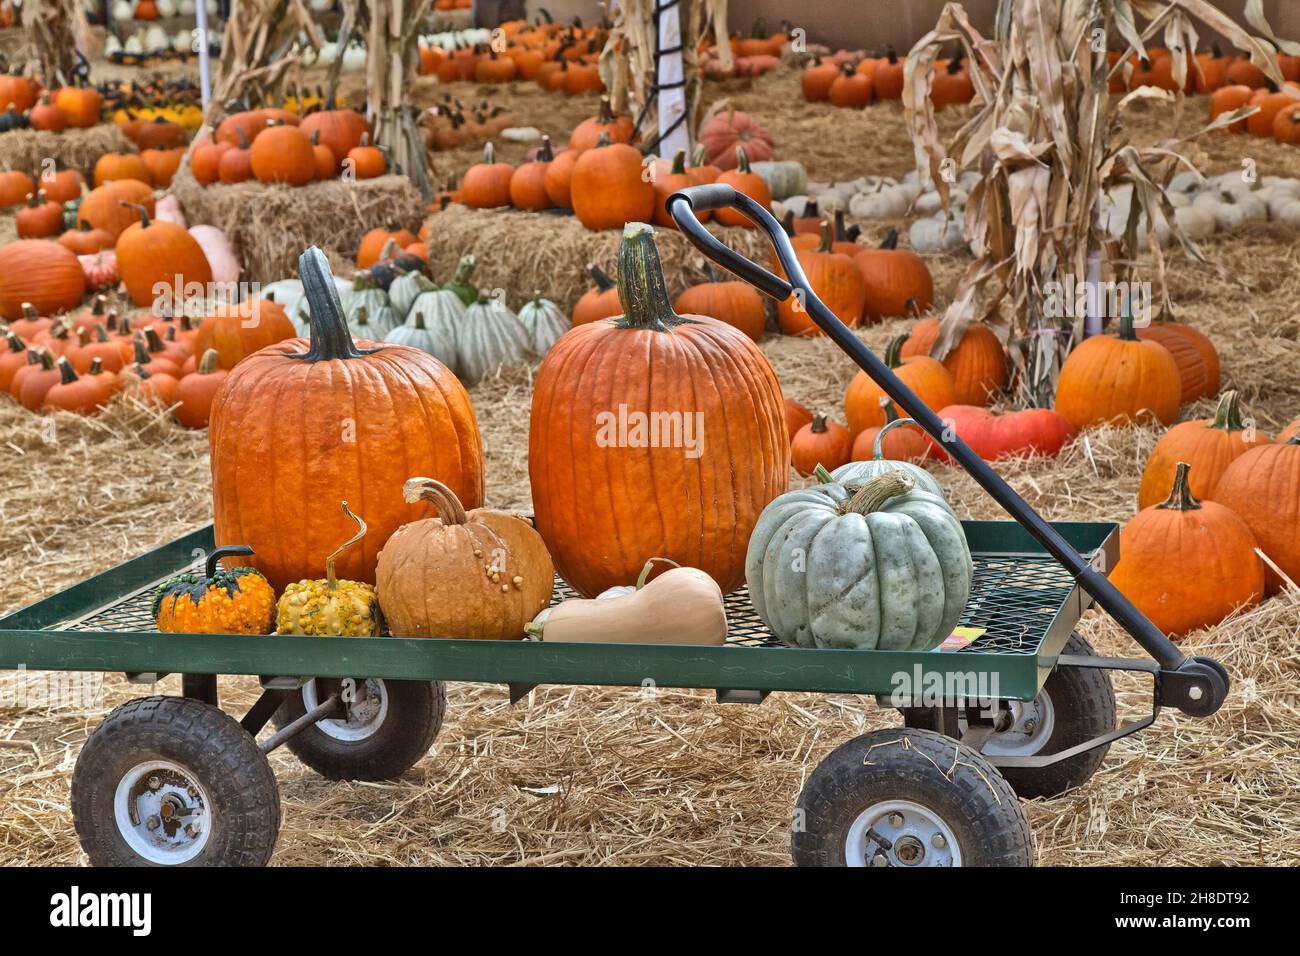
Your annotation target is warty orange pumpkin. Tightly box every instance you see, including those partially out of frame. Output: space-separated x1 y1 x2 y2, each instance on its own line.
1111 462 1265 637
210 246 485 592
528 222 788 596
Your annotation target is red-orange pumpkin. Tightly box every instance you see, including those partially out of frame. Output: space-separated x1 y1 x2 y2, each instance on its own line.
0 241 87 321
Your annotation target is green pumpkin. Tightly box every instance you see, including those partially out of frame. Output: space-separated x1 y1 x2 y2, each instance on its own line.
828 415 945 497
745 470 971 651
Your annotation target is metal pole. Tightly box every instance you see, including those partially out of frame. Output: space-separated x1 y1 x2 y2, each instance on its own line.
196 0 212 113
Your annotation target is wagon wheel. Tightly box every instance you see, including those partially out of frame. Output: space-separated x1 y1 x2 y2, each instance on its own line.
792 727 1032 867
271 678 446 781
903 632 1117 799
71 696 280 867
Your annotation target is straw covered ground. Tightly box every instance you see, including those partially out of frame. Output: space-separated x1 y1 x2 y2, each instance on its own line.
0 69 1298 866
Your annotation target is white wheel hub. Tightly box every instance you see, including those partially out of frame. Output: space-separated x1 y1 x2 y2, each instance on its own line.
114 760 211 864
303 678 388 742
844 799 962 867
978 690 1056 757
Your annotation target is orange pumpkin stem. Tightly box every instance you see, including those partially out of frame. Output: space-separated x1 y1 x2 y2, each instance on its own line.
1157 461 1201 512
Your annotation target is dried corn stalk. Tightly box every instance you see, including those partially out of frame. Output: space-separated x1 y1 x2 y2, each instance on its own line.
210 0 323 118
905 0 1290 408
19 0 91 87
602 0 726 155
360 0 434 200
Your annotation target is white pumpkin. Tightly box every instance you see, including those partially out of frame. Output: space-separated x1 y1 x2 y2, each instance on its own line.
750 160 807 201
384 310 458 368
457 291 528 385
849 183 912 219
517 295 570 354
407 286 469 373
112 0 133 21
1173 204 1216 241
909 212 967 254
388 271 435 318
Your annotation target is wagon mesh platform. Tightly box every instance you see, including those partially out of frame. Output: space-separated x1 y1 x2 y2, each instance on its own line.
0 521 1117 701
55 553 1073 657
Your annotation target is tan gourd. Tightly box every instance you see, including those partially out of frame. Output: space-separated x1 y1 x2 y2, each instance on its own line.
526 563 727 645
375 478 554 640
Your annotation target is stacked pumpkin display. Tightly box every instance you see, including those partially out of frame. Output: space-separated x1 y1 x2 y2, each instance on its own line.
419 13 608 96
190 102 379 188
802 48 974 110
0 74 104 135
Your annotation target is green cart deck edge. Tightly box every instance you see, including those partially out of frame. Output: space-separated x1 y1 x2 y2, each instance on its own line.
0 521 1118 701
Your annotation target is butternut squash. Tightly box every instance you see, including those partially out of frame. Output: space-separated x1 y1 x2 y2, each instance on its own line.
527 566 727 645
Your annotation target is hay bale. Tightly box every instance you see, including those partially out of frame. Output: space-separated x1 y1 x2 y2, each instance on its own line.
424 204 773 313
0 125 133 178
169 167 424 284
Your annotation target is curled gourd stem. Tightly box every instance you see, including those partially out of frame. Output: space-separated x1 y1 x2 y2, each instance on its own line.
842 470 916 515
1157 462 1201 512
326 501 367 590
635 556 681 589
206 544 253 578
402 477 468 525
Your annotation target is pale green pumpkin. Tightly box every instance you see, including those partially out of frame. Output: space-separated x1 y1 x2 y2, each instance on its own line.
458 290 528 385
517 294 570 355
383 310 458 369
745 471 971 651
389 270 436 318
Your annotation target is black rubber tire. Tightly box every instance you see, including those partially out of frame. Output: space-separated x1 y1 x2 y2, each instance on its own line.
792 727 1032 867
997 632 1116 799
71 696 280 867
272 679 446 781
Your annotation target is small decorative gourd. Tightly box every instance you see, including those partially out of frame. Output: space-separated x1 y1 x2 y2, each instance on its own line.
276 502 382 636
746 470 972 650
517 293 571 354
457 290 528 385
375 478 555 640
152 546 276 634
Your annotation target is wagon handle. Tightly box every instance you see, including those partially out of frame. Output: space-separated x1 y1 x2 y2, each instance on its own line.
665 184 1228 719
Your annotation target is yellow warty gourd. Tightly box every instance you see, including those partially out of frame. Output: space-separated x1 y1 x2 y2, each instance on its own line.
276 502 382 636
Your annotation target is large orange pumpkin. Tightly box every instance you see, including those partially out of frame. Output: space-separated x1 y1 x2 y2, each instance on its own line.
900 317 1007 406
1137 390 1267 509
1055 314 1181 428
570 136 655 231
195 298 297 369
1209 436 1300 594
1111 462 1264 637
210 247 485 592
0 240 87 321
528 222 788 596
115 204 214 308
844 335 958 435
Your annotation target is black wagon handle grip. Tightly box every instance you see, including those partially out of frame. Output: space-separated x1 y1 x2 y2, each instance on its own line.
666 187 796 302
665 184 1228 719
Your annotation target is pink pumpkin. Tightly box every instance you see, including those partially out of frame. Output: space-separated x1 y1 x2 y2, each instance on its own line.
698 109 776 170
